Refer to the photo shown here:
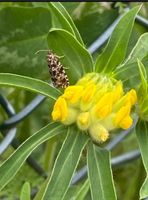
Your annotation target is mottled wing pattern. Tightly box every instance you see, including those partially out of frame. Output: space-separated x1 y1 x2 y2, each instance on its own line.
47 50 69 88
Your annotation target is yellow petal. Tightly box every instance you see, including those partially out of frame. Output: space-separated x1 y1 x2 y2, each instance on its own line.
114 104 131 126
81 81 96 103
95 92 113 118
63 85 83 104
128 89 137 105
119 116 133 129
113 81 123 103
52 97 68 121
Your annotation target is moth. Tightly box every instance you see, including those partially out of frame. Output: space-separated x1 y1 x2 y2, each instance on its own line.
47 50 69 88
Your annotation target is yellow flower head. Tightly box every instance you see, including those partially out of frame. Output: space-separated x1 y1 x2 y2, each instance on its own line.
51 73 137 143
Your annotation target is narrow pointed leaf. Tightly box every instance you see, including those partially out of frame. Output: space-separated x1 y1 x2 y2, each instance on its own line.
140 176 148 199
42 128 89 200
95 6 141 73
75 179 89 200
48 2 84 45
0 122 65 191
136 120 148 199
124 32 148 65
115 33 148 87
0 73 60 100
47 29 93 84
87 142 117 200
63 179 89 200
20 182 31 200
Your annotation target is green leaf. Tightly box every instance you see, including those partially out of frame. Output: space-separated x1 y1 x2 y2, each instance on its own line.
114 33 148 88
20 182 30 200
0 73 60 100
74 179 89 200
125 32 148 65
87 142 117 200
0 6 52 79
137 60 147 97
42 127 89 200
0 122 65 191
136 120 148 199
48 2 84 45
47 29 93 84
140 176 148 199
95 5 141 73
63 179 89 200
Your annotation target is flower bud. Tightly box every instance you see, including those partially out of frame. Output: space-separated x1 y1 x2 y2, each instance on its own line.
89 123 109 143
77 112 90 130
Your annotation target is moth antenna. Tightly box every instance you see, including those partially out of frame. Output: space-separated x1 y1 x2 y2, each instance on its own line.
35 50 50 55
63 66 69 70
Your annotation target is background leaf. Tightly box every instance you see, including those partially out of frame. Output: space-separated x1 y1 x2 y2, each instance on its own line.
0 6 51 79
136 120 148 199
20 182 30 200
47 29 93 84
0 122 65 191
87 142 117 200
0 73 61 99
42 128 89 200
95 6 141 73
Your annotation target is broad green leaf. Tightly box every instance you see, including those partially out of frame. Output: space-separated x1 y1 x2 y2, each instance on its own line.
48 2 84 45
0 73 60 100
136 120 148 199
47 29 93 84
95 6 141 73
114 33 148 88
0 6 51 79
87 142 117 200
0 122 65 191
42 127 89 200
20 182 30 200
